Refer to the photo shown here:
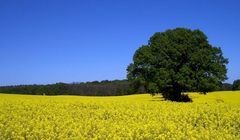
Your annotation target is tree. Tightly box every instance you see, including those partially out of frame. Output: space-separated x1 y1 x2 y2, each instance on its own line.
219 83 232 91
127 28 228 101
232 79 240 90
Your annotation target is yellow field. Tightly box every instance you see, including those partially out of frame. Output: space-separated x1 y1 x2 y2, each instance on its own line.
0 91 240 140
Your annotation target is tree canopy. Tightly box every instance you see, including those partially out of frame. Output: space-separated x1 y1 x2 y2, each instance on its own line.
0 80 133 96
232 79 240 90
127 28 228 101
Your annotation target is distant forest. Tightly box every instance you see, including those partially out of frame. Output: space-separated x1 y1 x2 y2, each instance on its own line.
0 80 144 96
0 80 235 96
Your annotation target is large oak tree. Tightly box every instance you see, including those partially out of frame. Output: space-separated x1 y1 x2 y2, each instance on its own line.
127 28 228 101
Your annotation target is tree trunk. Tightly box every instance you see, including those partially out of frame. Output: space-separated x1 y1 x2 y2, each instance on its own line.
162 83 192 102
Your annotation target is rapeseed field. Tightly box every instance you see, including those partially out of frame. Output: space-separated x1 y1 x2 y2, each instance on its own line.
0 91 240 139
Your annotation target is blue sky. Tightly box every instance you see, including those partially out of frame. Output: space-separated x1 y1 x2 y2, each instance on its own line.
0 0 239 86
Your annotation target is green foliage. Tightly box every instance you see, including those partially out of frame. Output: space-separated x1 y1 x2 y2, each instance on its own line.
218 83 232 91
127 28 228 101
0 80 134 96
232 79 240 90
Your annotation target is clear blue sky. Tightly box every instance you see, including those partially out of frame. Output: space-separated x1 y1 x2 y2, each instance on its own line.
0 0 239 86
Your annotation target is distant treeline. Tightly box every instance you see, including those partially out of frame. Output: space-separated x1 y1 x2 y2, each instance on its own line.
0 80 145 96
0 80 238 96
